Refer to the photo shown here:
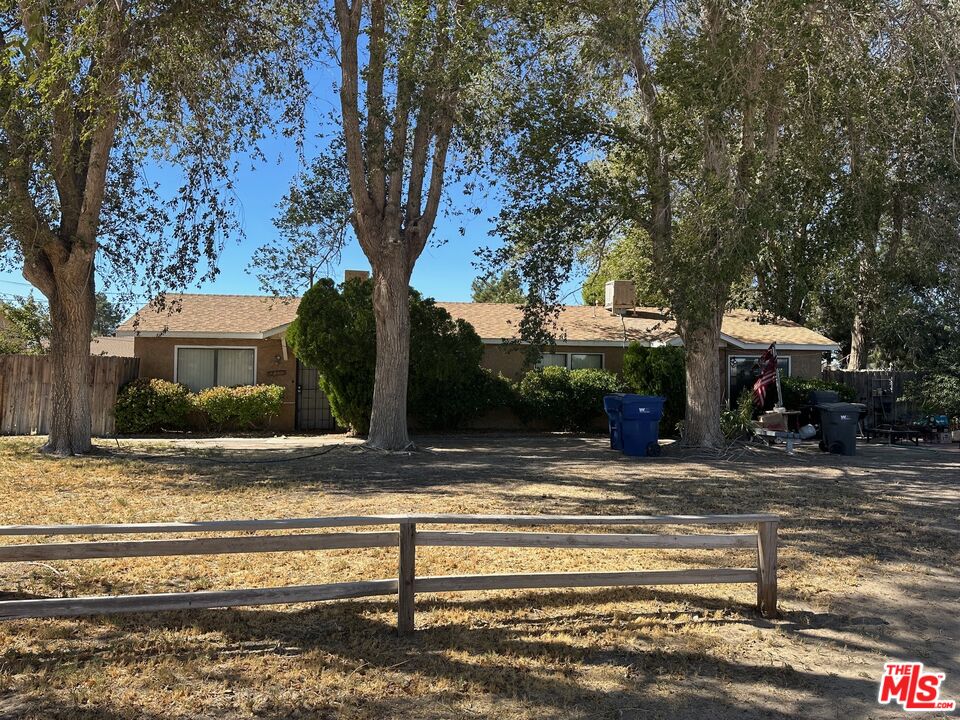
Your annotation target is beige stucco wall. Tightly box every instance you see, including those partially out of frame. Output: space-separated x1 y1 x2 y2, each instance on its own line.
133 336 298 431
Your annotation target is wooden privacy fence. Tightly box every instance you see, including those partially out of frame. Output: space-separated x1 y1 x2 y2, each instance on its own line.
0 354 139 436
0 513 780 631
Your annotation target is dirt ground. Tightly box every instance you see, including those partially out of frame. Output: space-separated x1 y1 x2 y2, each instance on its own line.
0 433 957 720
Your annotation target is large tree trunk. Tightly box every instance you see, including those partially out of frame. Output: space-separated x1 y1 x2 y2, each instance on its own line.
847 304 868 370
681 310 725 448
367 248 413 450
42 265 96 456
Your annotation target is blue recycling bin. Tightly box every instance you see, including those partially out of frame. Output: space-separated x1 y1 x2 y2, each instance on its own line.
603 393 626 450
620 395 666 457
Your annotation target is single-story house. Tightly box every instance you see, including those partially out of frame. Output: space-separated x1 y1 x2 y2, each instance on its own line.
116 281 838 433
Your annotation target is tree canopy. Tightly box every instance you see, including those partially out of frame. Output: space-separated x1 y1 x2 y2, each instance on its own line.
0 0 311 454
471 269 524 303
484 0 960 445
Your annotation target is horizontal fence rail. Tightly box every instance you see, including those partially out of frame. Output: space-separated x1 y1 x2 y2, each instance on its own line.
0 514 779 629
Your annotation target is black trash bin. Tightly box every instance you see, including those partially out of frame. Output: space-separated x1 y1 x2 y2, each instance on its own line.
817 402 865 455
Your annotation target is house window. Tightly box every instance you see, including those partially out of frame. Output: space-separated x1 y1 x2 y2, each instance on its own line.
728 355 791 407
571 353 603 370
540 353 569 368
538 352 605 370
175 347 256 392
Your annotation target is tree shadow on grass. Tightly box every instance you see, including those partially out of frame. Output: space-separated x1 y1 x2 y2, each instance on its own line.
3 580 920 720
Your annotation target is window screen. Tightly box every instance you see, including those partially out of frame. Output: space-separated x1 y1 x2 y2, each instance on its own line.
176 348 255 392
570 353 603 370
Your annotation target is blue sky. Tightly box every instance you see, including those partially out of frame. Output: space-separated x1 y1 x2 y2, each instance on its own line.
0 61 569 312
0 137 505 308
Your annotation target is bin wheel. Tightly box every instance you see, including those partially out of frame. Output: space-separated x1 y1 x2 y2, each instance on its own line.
818 440 828 452
647 442 662 457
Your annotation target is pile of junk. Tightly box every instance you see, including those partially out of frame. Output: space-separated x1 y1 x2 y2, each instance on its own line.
754 390 866 456
749 345 866 455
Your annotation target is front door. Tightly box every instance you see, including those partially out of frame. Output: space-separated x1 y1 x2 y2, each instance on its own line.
296 360 337 431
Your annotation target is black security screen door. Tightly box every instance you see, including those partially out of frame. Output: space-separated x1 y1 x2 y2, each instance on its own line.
296 360 337 431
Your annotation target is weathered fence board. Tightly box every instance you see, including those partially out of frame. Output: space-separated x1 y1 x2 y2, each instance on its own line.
0 355 138 436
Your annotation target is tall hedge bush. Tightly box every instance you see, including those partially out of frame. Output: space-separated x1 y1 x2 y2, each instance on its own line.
622 343 685 434
515 366 626 431
286 278 500 433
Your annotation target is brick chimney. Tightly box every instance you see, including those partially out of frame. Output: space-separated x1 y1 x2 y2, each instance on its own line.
344 270 370 282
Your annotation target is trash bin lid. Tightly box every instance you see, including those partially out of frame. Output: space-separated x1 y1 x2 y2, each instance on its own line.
808 390 840 405
816 402 866 412
621 395 666 407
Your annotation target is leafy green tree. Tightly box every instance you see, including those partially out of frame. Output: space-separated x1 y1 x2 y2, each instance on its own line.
0 295 50 354
0 0 309 455
490 1 829 447
488 0 960 446
287 278 496 434
471 270 524 303
92 293 126 337
288 0 508 449
581 230 663 307
249 142 352 296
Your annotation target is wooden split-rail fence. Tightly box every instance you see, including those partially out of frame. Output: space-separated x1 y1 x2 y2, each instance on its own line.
0 513 780 631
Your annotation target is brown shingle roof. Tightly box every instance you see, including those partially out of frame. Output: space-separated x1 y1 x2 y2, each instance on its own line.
437 303 837 349
436 303 677 344
117 294 299 337
118 294 837 348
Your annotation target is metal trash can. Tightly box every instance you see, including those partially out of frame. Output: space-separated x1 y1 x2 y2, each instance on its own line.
817 402 865 455
603 393 626 451
620 395 666 457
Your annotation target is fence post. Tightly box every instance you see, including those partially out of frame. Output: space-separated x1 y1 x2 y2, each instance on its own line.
756 520 778 618
398 522 416 634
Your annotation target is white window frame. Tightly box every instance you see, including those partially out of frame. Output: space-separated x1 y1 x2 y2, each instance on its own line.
727 354 791 406
173 345 258 390
537 352 605 370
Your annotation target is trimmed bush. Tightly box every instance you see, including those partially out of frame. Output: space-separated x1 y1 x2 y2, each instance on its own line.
779 375 856 409
515 366 626 431
622 344 685 435
114 378 192 433
193 385 285 431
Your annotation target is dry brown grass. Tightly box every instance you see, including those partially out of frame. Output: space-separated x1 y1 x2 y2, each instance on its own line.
0 434 957 720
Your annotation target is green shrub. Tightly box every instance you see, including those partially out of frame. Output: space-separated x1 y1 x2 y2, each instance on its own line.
192 384 285 430
287 277 505 433
515 366 626 431
721 388 756 439
903 373 960 417
622 344 685 434
114 378 192 433
779 375 856 409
